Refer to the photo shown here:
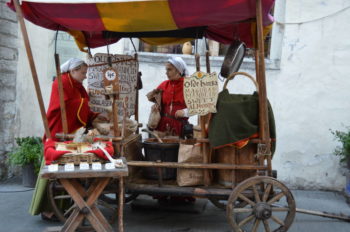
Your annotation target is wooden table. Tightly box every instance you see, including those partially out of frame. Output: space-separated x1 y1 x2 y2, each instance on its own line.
41 162 128 232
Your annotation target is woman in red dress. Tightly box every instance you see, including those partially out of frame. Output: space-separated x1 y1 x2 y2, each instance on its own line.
45 58 101 141
154 56 189 136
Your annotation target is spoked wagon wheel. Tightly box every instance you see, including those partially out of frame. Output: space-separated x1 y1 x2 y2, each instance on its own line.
48 180 75 222
99 192 139 204
209 197 247 210
226 176 296 232
99 179 139 204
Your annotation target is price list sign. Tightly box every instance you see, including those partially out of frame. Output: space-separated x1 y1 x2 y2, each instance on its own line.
183 72 219 116
87 53 138 117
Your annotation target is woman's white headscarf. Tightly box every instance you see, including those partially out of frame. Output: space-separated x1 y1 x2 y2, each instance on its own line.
168 57 189 77
60 58 85 73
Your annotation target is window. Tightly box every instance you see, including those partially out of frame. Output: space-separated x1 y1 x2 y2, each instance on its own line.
138 35 272 58
139 42 183 54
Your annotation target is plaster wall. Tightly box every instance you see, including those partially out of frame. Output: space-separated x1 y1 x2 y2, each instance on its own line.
0 0 18 178
15 27 85 138
12 0 350 190
267 0 350 190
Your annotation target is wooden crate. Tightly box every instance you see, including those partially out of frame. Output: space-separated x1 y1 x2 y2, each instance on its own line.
213 143 257 187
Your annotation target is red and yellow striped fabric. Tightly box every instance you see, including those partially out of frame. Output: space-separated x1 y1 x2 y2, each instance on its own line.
8 0 275 51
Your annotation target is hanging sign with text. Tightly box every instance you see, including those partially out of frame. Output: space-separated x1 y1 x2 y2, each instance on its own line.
183 71 219 116
87 53 138 117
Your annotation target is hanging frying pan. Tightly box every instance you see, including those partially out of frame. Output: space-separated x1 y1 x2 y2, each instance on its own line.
220 40 246 78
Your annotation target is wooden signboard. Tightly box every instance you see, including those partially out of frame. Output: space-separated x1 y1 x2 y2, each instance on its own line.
103 67 120 98
87 53 138 118
183 71 219 116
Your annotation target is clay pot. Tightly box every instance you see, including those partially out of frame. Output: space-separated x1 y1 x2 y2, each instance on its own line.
182 42 192 54
143 43 152 52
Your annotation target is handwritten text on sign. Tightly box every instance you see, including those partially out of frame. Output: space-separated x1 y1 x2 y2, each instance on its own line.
87 53 138 117
184 72 218 116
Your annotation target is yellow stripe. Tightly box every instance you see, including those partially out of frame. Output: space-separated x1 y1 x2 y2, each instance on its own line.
97 1 177 32
67 73 73 88
250 23 273 48
68 30 88 52
141 37 193 45
77 98 87 126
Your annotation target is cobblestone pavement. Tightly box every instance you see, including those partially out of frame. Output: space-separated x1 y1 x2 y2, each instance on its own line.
1 177 349 232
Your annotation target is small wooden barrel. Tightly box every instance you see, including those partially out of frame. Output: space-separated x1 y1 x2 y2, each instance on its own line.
214 143 257 187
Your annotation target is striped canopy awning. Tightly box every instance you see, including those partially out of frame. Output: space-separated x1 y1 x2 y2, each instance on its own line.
8 0 275 51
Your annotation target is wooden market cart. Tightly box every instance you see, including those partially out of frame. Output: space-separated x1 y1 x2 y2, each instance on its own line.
8 0 296 231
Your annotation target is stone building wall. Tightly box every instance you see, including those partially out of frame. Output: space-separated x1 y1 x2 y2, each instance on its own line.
0 0 18 179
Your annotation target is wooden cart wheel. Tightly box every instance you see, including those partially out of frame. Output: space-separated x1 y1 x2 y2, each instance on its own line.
226 176 295 232
99 192 139 204
99 178 139 204
48 180 75 222
209 197 227 209
209 198 248 210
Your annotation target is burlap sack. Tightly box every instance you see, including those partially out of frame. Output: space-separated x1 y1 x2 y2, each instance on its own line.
177 143 204 186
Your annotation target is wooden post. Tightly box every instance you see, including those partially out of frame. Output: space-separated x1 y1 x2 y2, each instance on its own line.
118 177 124 232
205 51 211 73
54 54 68 135
134 54 139 125
13 0 51 139
120 98 127 157
255 0 270 146
195 53 200 72
112 97 121 154
194 55 211 186
256 0 271 175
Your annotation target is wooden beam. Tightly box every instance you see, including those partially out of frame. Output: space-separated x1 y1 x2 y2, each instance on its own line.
128 161 267 170
256 0 271 152
13 0 51 138
54 54 68 135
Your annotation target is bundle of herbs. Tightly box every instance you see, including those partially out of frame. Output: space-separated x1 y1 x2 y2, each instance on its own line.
7 136 43 174
331 127 350 168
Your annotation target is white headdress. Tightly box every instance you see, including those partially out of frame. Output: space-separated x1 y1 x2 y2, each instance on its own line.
167 57 189 77
60 58 85 73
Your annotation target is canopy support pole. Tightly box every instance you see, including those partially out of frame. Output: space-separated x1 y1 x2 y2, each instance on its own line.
256 0 272 175
13 0 51 139
194 54 211 186
54 54 69 136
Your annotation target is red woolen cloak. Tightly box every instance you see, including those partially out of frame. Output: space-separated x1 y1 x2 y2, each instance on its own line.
45 73 98 141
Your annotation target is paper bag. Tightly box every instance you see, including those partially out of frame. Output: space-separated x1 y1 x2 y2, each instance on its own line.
177 143 204 186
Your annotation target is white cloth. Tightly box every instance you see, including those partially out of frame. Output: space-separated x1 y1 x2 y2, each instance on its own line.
60 58 85 73
168 57 189 77
182 108 189 117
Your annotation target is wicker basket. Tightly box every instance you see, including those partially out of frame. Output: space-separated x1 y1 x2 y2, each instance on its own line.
53 142 107 165
52 153 106 165
55 142 93 153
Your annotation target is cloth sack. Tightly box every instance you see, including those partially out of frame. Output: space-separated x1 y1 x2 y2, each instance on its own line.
147 104 161 129
177 143 204 186
146 89 163 129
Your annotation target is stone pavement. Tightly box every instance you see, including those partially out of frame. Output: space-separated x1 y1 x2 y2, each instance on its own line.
0 177 349 232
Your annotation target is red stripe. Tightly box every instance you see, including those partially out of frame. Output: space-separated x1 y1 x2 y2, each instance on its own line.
13 1 105 31
168 0 274 45
169 0 274 28
206 23 253 46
